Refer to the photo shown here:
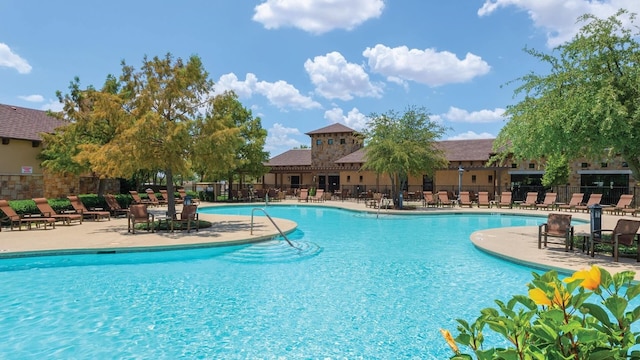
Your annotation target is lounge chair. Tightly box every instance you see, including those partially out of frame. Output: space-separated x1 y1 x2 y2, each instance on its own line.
519 192 539 209
622 207 640 217
129 190 155 206
145 189 167 206
476 192 491 208
558 193 584 212
574 193 602 212
437 191 454 207
535 193 557 210
458 191 473 207
496 191 512 208
367 192 381 208
104 194 130 217
310 189 325 203
67 195 111 221
298 189 309 202
605 194 634 215
128 204 155 234
590 219 640 262
0 199 56 231
171 204 199 232
160 189 183 205
32 197 83 225
538 213 574 251
423 191 437 207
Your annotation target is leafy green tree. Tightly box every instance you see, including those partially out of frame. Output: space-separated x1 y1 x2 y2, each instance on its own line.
362 106 448 208
541 154 570 188
494 10 640 179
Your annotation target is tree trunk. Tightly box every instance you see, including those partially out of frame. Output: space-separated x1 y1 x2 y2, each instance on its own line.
97 178 107 197
166 169 176 216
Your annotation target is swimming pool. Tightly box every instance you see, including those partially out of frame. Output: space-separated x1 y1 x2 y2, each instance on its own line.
1 205 557 358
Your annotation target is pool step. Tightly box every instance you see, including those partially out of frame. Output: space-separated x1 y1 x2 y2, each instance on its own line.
218 239 322 264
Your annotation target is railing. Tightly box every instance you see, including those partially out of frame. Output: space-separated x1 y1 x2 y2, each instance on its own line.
250 208 297 249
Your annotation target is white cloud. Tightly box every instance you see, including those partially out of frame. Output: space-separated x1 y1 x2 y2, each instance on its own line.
478 0 640 47
41 99 63 112
447 131 495 140
442 106 505 123
253 0 384 34
18 94 44 102
0 43 31 74
305 51 383 100
363 44 490 87
215 72 321 110
265 123 305 153
324 107 367 130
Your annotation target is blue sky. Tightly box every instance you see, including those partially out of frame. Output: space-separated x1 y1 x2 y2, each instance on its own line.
2 1 639 157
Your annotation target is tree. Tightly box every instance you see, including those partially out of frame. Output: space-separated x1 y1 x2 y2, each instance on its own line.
362 106 448 208
494 10 640 179
541 154 570 188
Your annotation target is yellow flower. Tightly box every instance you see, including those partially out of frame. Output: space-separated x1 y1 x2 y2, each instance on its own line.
529 288 552 306
440 328 460 354
564 265 601 290
529 284 571 307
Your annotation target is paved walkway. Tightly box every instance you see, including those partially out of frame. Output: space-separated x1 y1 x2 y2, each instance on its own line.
1 198 639 279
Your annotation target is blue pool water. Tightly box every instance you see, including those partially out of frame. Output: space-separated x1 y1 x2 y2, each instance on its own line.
1 205 562 358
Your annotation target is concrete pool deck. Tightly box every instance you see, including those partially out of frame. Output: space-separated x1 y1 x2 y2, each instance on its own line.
1 198 639 280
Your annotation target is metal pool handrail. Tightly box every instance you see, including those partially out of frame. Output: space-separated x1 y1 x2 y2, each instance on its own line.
251 207 297 248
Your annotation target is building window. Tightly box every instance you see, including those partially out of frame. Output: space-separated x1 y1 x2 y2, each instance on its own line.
528 163 535 169
340 138 346 144
316 139 322 145
359 175 363 182
601 162 608 168
471 175 477 183
328 139 334 145
347 175 351 182
581 162 589 168
488 175 493 183
511 163 517 168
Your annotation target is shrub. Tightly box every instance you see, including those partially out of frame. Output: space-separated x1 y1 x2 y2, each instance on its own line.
441 266 640 359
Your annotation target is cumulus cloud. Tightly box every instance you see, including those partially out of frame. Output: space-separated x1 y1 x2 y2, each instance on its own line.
215 72 321 110
18 94 44 102
0 43 31 74
253 0 384 34
305 51 383 100
41 99 64 112
447 131 495 140
442 106 505 123
363 44 490 87
265 123 305 153
324 107 367 130
477 0 640 47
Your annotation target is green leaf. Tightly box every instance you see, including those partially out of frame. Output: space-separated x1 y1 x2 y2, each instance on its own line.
604 296 628 320
625 283 640 301
581 303 613 326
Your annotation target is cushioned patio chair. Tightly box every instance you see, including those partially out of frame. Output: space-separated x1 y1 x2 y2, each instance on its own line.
535 192 557 210
605 194 634 215
67 195 110 221
33 197 83 225
422 191 437 207
437 191 454 207
476 192 491 208
298 189 309 202
590 219 640 262
520 192 539 209
310 189 325 203
104 194 129 218
496 191 512 208
458 191 473 207
171 204 199 232
558 193 584 212
538 213 574 251
575 193 602 213
0 199 56 231
128 204 155 234
178 189 200 205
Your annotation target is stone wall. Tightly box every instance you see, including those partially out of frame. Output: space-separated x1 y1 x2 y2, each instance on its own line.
0 174 45 200
0 172 120 201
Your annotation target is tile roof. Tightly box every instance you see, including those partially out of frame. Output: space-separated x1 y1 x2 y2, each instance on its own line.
265 149 311 166
0 103 66 141
295 139 498 166
305 123 356 135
